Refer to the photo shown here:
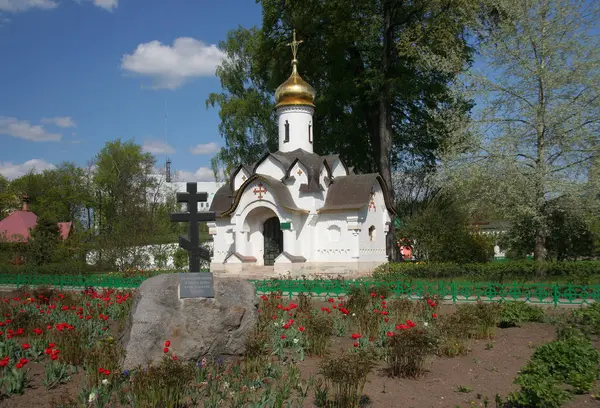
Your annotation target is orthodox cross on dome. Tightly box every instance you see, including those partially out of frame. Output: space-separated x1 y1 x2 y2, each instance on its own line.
169 182 215 272
287 29 303 61
253 183 267 200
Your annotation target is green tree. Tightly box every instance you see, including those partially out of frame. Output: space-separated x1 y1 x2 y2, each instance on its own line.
443 0 600 263
7 163 93 223
400 194 493 263
92 139 180 270
0 174 17 219
208 0 484 258
27 218 61 265
503 198 597 261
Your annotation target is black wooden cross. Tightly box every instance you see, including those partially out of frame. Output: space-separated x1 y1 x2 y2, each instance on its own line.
169 182 216 272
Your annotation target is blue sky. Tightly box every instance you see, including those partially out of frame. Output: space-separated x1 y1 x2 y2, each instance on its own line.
0 0 262 181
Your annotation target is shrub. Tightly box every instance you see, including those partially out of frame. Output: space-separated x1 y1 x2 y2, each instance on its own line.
509 327 600 407
436 312 474 357
244 329 270 359
305 311 333 357
372 260 600 283
0 261 94 276
318 348 377 408
127 356 194 407
571 302 600 334
499 302 545 328
386 327 438 377
456 302 502 339
172 248 188 270
345 284 389 340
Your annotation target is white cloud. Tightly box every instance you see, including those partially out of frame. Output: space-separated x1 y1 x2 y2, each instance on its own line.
0 0 57 12
0 159 55 179
41 116 76 128
121 37 224 89
175 167 215 182
91 0 117 11
189 142 219 155
0 117 62 142
0 0 116 14
142 139 175 155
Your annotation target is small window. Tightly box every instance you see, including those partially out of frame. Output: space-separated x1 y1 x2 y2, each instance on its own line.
284 120 290 143
308 122 312 144
328 225 341 242
368 225 376 241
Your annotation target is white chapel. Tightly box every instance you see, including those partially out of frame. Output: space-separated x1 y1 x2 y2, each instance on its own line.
208 32 395 277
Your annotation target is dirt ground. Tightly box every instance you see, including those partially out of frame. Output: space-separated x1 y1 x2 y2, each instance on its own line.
2 322 599 408
299 322 600 408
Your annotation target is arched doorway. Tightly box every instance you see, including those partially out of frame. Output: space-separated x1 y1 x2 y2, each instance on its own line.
263 216 283 266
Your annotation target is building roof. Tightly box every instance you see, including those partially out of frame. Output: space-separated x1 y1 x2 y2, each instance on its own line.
318 173 396 214
210 184 235 217
0 210 72 243
212 174 309 218
0 210 38 242
57 222 73 240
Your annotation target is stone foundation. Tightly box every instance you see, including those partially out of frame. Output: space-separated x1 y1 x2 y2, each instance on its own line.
210 261 384 279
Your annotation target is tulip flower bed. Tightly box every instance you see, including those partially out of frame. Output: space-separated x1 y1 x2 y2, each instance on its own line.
0 284 598 408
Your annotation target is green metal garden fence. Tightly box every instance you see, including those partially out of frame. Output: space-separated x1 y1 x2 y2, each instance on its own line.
251 279 600 306
0 274 598 305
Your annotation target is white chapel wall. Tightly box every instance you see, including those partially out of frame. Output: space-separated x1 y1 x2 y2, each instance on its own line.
314 213 355 262
210 219 234 263
357 184 387 262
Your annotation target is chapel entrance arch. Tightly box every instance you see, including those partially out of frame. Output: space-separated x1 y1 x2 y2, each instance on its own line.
263 216 283 266
241 204 285 266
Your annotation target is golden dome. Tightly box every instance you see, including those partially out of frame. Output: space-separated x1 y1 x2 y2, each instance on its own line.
275 60 316 108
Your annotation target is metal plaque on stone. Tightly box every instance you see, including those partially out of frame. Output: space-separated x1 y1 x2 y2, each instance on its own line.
179 272 215 299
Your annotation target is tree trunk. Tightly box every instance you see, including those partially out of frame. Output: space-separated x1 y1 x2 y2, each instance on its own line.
379 1 401 262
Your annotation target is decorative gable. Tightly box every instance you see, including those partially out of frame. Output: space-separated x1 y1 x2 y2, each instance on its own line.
289 161 308 186
255 155 286 180
329 158 347 178
232 167 251 191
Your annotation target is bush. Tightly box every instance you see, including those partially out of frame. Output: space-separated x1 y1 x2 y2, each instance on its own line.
172 248 188 270
509 327 600 407
372 260 600 283
318 348 377 408
305 311 333 357
128 356 195 407
571 303 600 334
0 261 93 275
344 284 390 340
386 327 438 378
455 302 502 339
436 312 475 357
499 302 545 328
398 194 494 263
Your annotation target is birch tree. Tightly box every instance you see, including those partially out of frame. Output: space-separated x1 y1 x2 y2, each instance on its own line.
444 0 600 261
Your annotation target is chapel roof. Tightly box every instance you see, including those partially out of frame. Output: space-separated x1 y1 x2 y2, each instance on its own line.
318 173 396 214
211 174 309 218
210 184 234 218
229 149 345 194
270 149 340 192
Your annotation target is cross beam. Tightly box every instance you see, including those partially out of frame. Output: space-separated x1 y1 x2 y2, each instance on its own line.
169 182 216 272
